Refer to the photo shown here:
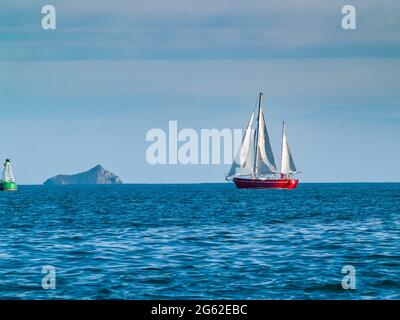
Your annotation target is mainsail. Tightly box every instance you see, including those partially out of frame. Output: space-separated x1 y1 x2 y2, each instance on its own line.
228 112 255 177
280 122 297 175
256 110 278 175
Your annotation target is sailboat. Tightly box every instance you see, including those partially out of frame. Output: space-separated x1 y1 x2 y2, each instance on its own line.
226 93 299 189
0 159 17 191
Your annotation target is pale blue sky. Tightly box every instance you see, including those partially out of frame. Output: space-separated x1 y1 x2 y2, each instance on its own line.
1 0 399 183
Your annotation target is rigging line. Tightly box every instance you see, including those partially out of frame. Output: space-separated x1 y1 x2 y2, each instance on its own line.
237 95 259 139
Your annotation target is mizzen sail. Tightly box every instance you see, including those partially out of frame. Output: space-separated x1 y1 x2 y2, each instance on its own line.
280 122 297 174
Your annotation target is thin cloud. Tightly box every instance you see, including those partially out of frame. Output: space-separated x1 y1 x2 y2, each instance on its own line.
0 0 399 60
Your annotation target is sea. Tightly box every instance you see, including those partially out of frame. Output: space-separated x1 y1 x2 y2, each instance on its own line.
0 183 399 300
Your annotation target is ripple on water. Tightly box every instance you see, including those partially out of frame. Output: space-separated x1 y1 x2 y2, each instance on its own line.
0 183 399 299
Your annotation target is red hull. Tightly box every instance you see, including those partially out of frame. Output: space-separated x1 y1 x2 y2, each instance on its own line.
233 178 298 189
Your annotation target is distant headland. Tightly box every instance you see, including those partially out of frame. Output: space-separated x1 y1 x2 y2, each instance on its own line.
43 165 123 185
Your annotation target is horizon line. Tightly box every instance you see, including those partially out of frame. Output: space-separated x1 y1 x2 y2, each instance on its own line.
17 181 400 186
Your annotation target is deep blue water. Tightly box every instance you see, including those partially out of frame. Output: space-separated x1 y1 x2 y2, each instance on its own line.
0 183 399 300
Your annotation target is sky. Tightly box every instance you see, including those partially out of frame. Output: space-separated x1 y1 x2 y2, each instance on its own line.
1 0 399 184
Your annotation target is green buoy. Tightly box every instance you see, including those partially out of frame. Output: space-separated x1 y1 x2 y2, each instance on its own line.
0 159 17 191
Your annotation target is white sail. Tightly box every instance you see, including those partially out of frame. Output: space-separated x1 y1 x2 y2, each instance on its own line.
228 112 255 177
280 123 297 175
256 109 278 175
2 160 15 182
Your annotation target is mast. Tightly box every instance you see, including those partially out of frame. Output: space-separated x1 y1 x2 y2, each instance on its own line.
280 121 285 178
253 92 262 178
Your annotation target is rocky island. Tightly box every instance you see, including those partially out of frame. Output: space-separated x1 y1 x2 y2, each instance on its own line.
44 165 123 185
